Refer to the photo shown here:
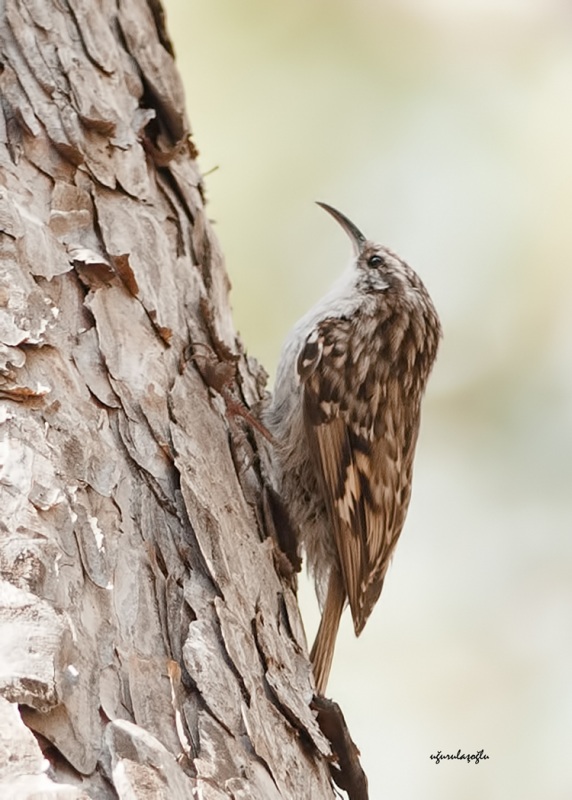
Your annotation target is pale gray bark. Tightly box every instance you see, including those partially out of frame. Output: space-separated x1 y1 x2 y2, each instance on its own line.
0 1 335 797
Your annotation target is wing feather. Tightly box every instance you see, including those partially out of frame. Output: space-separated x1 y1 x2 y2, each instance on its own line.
298 318 418 634
307 414 364 621
297 319 411 634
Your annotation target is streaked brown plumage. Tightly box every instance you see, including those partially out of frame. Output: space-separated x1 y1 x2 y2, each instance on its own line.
266 203 441 694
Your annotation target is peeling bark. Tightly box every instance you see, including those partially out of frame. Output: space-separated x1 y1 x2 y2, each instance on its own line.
0 2 337 797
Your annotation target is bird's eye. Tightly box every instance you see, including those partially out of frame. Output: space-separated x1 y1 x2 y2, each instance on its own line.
367 254 383 268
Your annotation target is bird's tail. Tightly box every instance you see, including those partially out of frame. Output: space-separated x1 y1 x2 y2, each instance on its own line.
310 571 345 695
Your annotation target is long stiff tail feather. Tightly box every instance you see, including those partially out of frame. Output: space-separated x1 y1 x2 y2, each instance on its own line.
310 571 346 695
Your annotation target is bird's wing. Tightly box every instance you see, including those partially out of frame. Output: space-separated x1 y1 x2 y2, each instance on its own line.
298 318 413 634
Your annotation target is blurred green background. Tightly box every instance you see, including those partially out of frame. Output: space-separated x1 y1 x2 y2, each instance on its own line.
163 1 572 797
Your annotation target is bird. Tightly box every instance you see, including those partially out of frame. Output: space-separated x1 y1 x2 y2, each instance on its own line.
265 202 441 695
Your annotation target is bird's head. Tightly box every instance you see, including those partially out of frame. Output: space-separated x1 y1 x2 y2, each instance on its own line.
316 201 423 297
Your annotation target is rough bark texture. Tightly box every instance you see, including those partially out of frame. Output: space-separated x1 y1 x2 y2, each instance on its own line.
0 2 334 797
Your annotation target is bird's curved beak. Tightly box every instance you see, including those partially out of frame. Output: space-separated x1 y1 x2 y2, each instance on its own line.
316 202 366 256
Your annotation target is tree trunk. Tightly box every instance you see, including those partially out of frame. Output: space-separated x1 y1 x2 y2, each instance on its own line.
0 2 335 797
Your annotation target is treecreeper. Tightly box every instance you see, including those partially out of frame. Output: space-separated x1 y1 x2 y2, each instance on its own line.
266 203 441 694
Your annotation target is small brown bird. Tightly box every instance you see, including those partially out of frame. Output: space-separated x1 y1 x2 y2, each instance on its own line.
266 203 441 695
